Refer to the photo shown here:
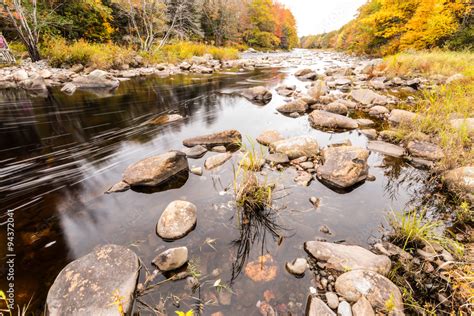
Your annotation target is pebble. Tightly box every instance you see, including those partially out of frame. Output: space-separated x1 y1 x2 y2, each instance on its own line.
190 167 203 176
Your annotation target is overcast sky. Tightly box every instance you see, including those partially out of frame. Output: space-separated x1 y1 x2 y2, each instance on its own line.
278 0 367 37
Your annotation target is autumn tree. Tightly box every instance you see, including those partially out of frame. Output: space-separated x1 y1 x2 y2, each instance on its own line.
201 0 246 46
244 0 279 49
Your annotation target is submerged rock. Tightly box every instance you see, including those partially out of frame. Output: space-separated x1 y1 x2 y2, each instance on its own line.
106 181 130 194
46 244 139 316
149 114 183 125
367 141 405 158
204 153 233 170
276 98 308 114
317 146 369 189
443 166 474 202
241 86 272 104
407 141 444 161
183 130 242 149
122 151 188 188
335 270 404 315
257 130 285 146
270 136 319 160
157 200 197 240
152 247 188 272
183 145 208 159
304 241 391 275
308 110 358 130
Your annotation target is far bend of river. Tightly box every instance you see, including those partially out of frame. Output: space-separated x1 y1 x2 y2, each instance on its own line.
0 50 432 314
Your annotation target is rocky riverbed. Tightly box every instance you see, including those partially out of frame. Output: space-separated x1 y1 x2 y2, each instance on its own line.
0 49 472 315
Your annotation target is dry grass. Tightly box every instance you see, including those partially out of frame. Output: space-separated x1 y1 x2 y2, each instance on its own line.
382 51 474 77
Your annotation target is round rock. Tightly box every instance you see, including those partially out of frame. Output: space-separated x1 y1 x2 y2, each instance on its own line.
157 200 197 240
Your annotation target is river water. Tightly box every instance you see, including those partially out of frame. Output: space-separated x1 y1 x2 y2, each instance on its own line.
0 50 430 314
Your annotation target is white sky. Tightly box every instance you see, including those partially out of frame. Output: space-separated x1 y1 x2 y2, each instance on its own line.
278 0 367 36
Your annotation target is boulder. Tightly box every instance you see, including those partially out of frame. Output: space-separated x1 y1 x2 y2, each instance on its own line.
443 167 474 202
276 84 296 97
312 102 348 115
72 73 119 90
46 244 139 316
325 292 339 309
351 89 388 106
257 130 285 146
304 241 391 275
335 270 404 315
157 200 197 240
388 109 418 125
306 297 336 316
450 118 474 137
270 136 319 160
241 86 272 104
183 130 242 149
183 145 208 159
368 105 389 117
152 247 188 272
367 141 405 158
308 110 358 130
122 151 188 187
406 141 444 161
276 98 308 114
204 153 233 170
316 146 369 189
308 80 328 100
360 129 377 140
295 68 314 77
352 297 375 316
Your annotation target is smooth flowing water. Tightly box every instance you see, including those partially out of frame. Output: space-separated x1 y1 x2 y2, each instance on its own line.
0 51 429 314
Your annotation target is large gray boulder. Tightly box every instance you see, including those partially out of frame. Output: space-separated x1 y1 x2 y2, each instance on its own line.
270 136 319 160
335 270 404 315
317 146 370 189
240 86 272 104
276 98 308 114
309 110 358 130
183 130 242 149
367 141 405 158
122 151 188 187
443 166 474 202
157 200 197 240
46 244 139 316
407 141 444 161
351 89 389 106
305 241 391 275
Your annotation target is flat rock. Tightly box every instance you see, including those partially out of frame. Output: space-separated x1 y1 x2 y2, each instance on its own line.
257 130 285 146
183 130 242 149
241 86 272 104
351 89 388 106
355 118 374 127
152 247 188 271
270 136 319 160
443 166 474 202
183 145 208 159
307 297 336 316
46 244 139 316
157 200 197 240
265 153 290 164
122 151 188 187
205 153 233 170
367 141 405 158
388 109 418 125
317 146 369 189
335 270 404 315
407 141 444 161
295 171 313 186
304 241 391 275
312 102 348 115
352 297 375 316
277 98 308 114
309 110 358 130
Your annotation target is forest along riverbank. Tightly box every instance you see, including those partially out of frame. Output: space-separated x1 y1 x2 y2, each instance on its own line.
0 50 472 315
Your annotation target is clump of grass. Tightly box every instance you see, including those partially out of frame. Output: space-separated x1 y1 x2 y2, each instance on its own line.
41 37 135 69
455 201 473 224
143 41 239 64
394 79 473 169
389 209 464 257
382 51 474 77
238 138 266 172
233 169 272 211
444 264 474 311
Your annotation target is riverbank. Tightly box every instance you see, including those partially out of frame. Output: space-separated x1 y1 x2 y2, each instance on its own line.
1 49 472 315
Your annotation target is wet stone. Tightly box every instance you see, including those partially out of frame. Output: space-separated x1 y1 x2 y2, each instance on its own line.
157 200 197 240
337 301 352 316
152 247 188 272
211 145 227 153
285 258 307 277
265 153 290 164
309 110 358 130
270 136 319 160
407 141 444 161
183 130 242 149
367 141 405 158
325 292 339 309
183 145 208 159
240 86 272 104
257 130 285 146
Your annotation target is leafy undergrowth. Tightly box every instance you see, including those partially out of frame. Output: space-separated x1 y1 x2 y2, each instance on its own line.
387 209 473 315
40 38 240 69
381 51 474 77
